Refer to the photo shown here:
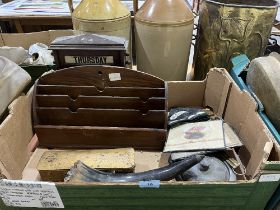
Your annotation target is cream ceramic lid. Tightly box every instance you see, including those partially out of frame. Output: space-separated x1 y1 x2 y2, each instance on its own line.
135 0 193 25
73 0 130 21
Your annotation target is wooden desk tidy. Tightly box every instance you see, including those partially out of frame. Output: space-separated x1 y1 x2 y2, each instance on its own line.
33 65 167 150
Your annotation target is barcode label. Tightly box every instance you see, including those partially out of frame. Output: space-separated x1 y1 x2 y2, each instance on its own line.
41 201 60 208
0 180 42 188
0 179 64 208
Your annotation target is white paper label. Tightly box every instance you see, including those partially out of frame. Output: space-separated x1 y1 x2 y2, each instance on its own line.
0 179 64 208
259 174 280 182
139 180 160 188
109 73 121 81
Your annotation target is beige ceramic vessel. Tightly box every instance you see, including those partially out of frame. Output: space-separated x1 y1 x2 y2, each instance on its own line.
135 0 194 81
68 0 131 62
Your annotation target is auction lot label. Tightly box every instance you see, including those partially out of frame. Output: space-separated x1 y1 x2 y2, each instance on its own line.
0 179 64 208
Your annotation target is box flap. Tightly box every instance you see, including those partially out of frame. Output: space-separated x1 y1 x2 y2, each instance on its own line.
167 81 206 109
223 74 274 178
0 159 11 179
0 88 33 179
0 30 73 49
264 143 280 170
204 68 232 117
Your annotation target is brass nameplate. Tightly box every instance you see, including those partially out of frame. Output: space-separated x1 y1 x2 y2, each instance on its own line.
64 56 114 65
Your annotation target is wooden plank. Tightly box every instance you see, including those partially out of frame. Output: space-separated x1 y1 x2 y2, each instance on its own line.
37 85 165 100
13 20 24 33
36 108 166 128
0 181 277 209
52 183 276 209
36 95 165 111
133 0 138 13
263 163 280 171
39 66 165 88
35 125 166 150
245 181 280 209
37 148 135 182
0 181 277 210
19 18 72 26
0 15 71 20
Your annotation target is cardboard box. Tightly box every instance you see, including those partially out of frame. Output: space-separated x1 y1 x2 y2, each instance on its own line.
0 68 280 209
0 88 33 180
0 30 74 85
0 30 73 49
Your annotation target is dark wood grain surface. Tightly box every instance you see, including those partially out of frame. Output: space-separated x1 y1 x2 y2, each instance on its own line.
34 65 167 150
39 66 164 88
35 125 166 150
36 108 165 128
37 85 165 100
36 95 165 111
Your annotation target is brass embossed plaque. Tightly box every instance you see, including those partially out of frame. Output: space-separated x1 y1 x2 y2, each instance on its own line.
194 0 278 80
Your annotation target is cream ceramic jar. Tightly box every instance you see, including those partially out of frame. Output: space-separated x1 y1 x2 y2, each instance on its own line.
68 0 131 64
135 0 194 81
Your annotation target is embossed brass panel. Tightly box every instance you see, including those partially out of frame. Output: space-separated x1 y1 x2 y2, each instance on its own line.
194 0 278 80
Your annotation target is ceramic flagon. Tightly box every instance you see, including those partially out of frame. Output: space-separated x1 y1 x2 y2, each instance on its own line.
135 0 194 81
68 0 131 64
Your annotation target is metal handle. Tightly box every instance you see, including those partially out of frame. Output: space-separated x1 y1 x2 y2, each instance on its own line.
68 0 74 14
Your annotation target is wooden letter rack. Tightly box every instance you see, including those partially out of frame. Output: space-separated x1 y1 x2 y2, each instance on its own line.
33 66 167 150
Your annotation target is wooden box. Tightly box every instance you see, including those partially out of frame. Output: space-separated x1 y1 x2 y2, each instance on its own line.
49 34 127 69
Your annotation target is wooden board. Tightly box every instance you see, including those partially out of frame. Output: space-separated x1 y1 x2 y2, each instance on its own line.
36 95 165 110
36 108 165 128
37 148 135 182
0 181 277 210
33 66 168 149
37 85 165 100
34 126 166 150
38 66 165 88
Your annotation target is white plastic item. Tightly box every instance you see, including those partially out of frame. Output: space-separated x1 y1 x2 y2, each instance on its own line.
246 52 280 131
0 46 28 64
28 43 54 65
0 56 31 117
29 43 48 55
